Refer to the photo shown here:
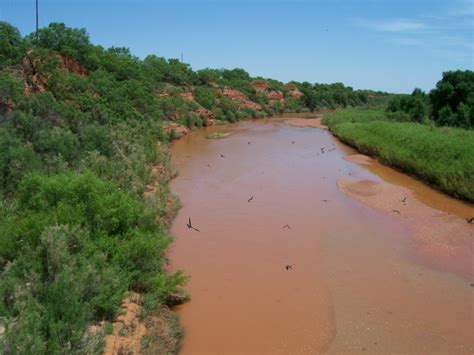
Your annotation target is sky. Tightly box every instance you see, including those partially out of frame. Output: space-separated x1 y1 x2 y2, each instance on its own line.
1 0 473 93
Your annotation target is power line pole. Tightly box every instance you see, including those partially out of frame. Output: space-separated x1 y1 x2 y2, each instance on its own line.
181 52 183 63
36 0 39 43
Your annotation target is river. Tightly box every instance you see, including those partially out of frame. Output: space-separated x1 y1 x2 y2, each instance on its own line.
168 115 474 354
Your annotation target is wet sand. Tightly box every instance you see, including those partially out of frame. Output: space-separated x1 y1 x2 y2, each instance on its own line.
285 117 327 129
169 117 474 354
337 178 473 278
344 154 374 165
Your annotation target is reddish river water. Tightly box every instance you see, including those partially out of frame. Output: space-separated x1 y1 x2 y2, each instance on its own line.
169 116 474 354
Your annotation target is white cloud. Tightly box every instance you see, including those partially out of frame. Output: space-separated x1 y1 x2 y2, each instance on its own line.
362 19 427 32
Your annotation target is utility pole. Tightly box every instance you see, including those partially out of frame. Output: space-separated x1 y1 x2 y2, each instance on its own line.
36 0 39 43
181 52 183 63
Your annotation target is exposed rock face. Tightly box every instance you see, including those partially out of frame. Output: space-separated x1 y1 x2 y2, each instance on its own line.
220 87 262 111
180 91 195 102
287 88 304 99
267 90 284 100
252 80 285 106
285 84 304 99
88 292 181 355
253 80 268 93
102 293 146 355
197 107 215 126
220 87 248 101
59 54 88 76
180 90 215 125
162 122 190 139
22 55 46 94
23 52 88 77
21 52 88 95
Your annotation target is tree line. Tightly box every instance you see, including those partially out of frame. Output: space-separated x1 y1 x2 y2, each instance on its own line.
386 70 474 129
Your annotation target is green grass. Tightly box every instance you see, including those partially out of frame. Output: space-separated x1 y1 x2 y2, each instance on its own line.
323 109 474 202
322 107 387 128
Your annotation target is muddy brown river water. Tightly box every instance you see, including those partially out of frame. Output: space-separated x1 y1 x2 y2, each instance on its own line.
169 116 474 354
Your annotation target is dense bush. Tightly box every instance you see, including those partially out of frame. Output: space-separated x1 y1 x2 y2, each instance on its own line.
386 70 474 128
297 82 383 110
0 73 24 112
194 85 217 110
0 22 188 353
386 88 429 123
0 22 25 69
0 172 187 353
429 70 474 128
28 23 92 64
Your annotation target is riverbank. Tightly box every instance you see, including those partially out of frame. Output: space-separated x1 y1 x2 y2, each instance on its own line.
322 108 474 202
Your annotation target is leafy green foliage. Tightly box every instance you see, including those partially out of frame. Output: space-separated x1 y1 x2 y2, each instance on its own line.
0 22 191 353
0 73 23 112
386 88 429 123
0 172 186 352
0 129 42 192
0 22 24 69
429 70 474 128
0 224 124 353
194 85 217 110
29 22 92 64
297 82 380 110
196 68 222 84
385 70 473 128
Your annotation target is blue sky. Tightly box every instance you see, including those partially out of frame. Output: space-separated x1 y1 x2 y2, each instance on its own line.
1 0 472 93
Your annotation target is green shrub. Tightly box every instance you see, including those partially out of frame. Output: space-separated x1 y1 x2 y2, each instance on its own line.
0 73 23 112
0 22 25 69
322 107 387 128
430 70 474 128
0 172 186 352
386 89 429 123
